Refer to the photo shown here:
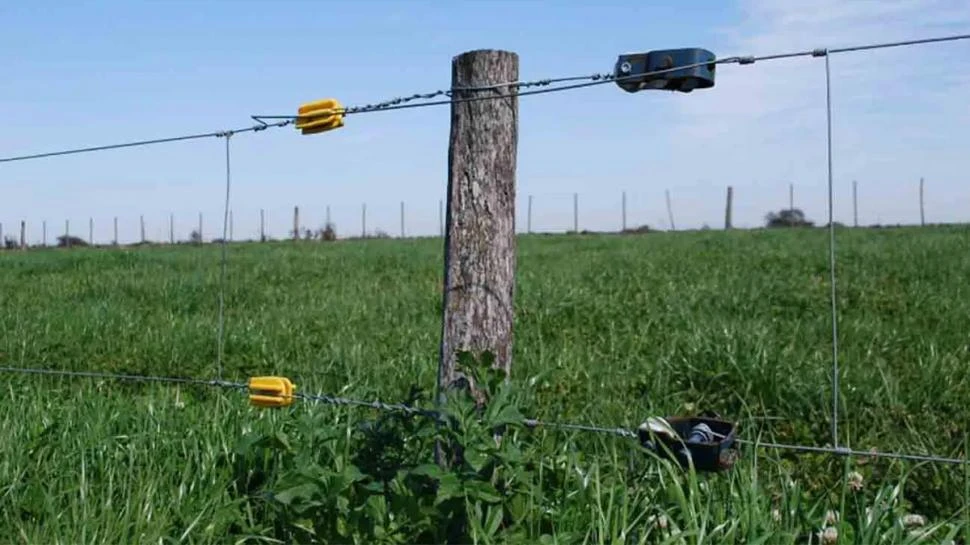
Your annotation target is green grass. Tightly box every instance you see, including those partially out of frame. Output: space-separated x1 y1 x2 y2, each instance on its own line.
1 226 968 543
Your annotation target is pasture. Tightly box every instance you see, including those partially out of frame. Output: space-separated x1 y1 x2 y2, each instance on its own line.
1 226 968 543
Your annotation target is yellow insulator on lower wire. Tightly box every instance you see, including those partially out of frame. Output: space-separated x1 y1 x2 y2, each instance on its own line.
248 376 296 407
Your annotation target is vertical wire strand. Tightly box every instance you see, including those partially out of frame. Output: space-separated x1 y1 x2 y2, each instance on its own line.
216 133 232 380
824 52 841 448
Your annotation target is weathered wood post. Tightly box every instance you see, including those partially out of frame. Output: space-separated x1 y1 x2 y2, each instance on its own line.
19 221 26 250
438 48 518 410
725 185 733 229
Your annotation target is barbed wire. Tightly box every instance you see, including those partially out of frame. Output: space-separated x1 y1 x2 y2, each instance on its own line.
3 32 967 166
0 121 289 165
3 31 970 472
0 363 965 466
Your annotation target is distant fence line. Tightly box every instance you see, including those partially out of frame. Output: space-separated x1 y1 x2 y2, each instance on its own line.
0 181 946 248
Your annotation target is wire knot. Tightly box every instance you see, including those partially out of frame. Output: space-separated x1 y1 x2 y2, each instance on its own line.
812 48 829 57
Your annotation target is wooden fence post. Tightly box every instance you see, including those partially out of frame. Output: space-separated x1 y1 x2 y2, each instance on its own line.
622 191 627 232
361 203 366 238
527 195 533 233
113 217 118 245
437 48 518 415
42 221 46 246
293 205 300 240
665 189 676 230
852 180 858 227
260 209 265 242
919 177 925 226
20 221 26 250
725 186 733 229
400 201 405 238
89 217 94 245
64 219 70 248
170 213 175 244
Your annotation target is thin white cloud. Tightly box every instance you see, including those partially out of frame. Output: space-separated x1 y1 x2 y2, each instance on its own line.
663 0 970 228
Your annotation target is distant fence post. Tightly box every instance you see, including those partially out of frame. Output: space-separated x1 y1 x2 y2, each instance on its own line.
293 206 299 240
65 219 70 248
725 185 733 229
573 192 579 233
42 220 47 246
361 203 366 238
919 177 925 226
665 189 676 230
229 210 234 241
259 209 265 242
113 217 118 245
140 215 146 243
852 180 858 227
438 48 518 426
400 201 405 238
622 191 627 232
89 217 94 245
170 213 175 244
198 212 203 243
20 220 26 250
326 205 331 228
527 194 533 233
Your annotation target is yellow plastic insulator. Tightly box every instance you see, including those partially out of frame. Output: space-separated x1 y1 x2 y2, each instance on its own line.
295 98 345 135
248 376 296 408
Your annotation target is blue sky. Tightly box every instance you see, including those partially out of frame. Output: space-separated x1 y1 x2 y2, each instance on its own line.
2 0 969 243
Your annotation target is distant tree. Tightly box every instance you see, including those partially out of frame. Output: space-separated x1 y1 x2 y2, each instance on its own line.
190 230 202 244
3 236 17 250
319 222 337 241
56 235 88 248
765 208 814 228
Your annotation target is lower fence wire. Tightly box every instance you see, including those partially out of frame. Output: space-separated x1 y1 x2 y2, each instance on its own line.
0 364 965 466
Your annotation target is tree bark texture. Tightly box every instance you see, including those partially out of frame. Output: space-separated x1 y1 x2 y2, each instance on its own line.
438 49 519 403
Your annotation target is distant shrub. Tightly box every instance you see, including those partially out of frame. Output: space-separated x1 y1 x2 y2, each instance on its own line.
765 208 814 228
56 235 88 248
320 222 337 241
621 224 653 235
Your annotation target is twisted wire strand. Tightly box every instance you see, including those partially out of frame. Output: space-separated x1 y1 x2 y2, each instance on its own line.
0 364 965 465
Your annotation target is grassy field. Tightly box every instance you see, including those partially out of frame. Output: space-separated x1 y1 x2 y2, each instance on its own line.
1 226 968 544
